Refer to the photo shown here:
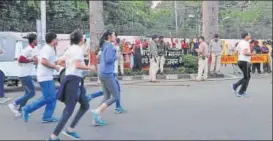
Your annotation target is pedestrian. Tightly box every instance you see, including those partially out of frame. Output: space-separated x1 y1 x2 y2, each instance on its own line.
148 35 159 82
117 38 124 76
265 40 272 73
47 30 95 140
90 29 119 126
193 39 199 56
157 36 167 74
83 38 90 66
189 38 194 55
21 32 60 123
196 36 209 81
232 32 255 97
181 39 188 55
231 42 241 74
130 43 134 69
209 34 222 75
113 38 126 114
133 39 143 72
8 33 38 117
0 45 12 104
251 40 262 74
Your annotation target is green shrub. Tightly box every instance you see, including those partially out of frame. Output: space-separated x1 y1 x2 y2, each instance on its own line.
183 54 198 69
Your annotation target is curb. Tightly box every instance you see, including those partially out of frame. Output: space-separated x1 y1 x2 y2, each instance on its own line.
88 73 238 82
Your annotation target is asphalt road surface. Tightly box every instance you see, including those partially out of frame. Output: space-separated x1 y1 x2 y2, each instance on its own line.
0 76 272 140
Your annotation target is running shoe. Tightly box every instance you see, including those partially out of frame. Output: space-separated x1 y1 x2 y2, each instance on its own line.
231 84 237 93
0 97 12 104
241 92 248 98
42 117 58 123
114 107 127 114
8 103 21 117
236 93 243 97
92 119 107 126
46 136 60 141
62 130 81 140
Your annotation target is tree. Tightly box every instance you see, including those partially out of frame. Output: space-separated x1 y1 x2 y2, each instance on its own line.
202 1 219 43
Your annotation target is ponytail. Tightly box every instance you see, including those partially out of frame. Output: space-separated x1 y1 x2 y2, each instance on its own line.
98 29 116 49
99 36 105 48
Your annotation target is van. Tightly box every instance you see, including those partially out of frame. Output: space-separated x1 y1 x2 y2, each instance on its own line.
0 32 65 86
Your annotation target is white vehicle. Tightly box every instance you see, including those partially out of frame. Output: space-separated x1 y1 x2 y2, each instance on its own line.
0 32 65 86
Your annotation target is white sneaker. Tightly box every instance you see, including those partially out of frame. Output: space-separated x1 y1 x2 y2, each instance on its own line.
0 97 12 104
15 111 22 118
8 103 21 117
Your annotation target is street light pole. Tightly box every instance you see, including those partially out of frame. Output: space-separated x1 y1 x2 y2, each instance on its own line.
40 1 46 42
174 1 178 35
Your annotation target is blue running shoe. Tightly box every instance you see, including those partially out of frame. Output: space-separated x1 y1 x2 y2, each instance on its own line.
92 119 107 126
114 107 127 114
231 84 237 93
62 130 81 140
42 117 58 123
46 136 60 141
21 108 30 123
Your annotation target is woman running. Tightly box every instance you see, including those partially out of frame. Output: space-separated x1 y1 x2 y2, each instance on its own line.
47 30 95 140
91 29 119 126
113 38 126 114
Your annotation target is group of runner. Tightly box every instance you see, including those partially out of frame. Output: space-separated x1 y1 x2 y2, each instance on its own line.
6 29 125 140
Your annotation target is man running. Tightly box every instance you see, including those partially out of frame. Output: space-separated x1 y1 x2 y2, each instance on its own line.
8 33 38 117
21 32 60 123
0 45 12 104
232 32 255 97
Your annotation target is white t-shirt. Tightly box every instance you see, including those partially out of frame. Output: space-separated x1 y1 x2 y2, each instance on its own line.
237 40 251 62
37 44 56 82
18 45 36 77
62 44 85 77
113 44 120 74
175 42 181 49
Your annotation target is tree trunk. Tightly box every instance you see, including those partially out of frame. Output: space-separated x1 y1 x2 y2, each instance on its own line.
89 1 104 52
202 1 219 43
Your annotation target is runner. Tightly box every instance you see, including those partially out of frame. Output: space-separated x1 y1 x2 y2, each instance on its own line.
21 32 60 123
8 33 38 117
113 38 126 114
0 45 12 104
88 38 125 114
231 32 255 97
91 29 119 126
47 30 95 140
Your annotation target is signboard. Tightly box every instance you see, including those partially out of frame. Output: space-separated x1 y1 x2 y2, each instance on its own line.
250 54 268 63
140 48 184 68
221 54 269 64
221 55 238 64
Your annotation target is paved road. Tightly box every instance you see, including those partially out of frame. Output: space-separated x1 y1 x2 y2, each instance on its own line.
0 76 272 140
